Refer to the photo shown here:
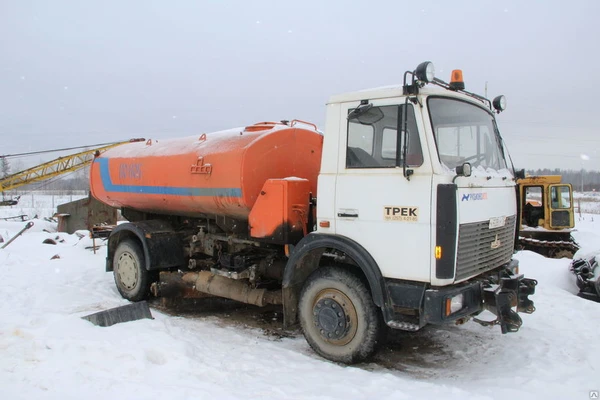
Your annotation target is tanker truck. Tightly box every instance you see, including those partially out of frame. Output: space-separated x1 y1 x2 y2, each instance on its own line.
90 61 537 364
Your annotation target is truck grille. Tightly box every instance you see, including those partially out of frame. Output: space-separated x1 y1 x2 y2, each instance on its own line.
455 215 516 281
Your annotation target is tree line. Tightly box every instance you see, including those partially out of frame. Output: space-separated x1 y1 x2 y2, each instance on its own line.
527 168 600 192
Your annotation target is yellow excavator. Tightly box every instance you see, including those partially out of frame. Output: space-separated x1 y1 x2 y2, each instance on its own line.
517 175 579 258
517 176 600 300
0 139 144 203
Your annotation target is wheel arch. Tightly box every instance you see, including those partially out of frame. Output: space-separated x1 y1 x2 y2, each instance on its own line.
282 233 389 327
106 220 184 272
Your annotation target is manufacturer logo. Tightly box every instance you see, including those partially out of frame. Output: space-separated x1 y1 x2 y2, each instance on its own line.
462 193 488 201
490 234 501 249
384 206 419 222
190 157 212 175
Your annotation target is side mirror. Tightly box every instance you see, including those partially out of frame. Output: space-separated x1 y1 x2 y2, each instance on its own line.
515 169 525 180
347 103 384 124
456 162 472 177
347 103 372 121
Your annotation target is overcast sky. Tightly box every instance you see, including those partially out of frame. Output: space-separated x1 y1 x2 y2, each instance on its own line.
1 0 599 171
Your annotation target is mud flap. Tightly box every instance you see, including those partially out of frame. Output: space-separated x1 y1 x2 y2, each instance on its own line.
477 275 537 333
81 301 153 327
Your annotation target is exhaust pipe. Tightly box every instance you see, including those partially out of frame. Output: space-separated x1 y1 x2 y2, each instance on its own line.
182 271 282 307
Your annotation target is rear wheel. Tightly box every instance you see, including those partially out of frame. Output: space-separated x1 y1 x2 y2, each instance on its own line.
299 266 383 364
113 239 153 301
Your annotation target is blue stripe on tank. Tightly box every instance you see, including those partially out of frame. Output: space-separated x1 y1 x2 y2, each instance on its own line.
94 158 242 197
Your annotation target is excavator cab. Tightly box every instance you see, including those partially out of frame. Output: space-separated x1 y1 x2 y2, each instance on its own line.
517 176 578 258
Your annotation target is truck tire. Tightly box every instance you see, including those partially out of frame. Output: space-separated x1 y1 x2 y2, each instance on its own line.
298 266 383 364
113 239 153 302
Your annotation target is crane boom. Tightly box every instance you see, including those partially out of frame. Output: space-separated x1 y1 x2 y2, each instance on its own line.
0 139 144 193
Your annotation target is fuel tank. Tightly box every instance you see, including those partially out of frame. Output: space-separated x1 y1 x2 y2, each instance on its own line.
90 121 323 220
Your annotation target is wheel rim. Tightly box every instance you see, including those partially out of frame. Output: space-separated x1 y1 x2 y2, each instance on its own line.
116 252 139 291
312 289 358 346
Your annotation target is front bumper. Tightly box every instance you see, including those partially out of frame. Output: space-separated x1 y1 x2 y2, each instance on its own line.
386 261 537 334
421 280 483 325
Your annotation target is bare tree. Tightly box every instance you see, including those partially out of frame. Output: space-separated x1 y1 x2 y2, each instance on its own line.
0 157 10 178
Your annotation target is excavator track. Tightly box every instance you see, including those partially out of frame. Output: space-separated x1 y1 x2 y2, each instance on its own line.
518 236 580 259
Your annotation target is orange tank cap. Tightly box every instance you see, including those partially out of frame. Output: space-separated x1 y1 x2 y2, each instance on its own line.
244 122 280 132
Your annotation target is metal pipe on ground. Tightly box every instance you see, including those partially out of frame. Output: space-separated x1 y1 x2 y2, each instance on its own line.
1 221 34 249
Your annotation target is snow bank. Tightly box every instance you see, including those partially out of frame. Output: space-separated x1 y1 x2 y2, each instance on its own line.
1 216 600 399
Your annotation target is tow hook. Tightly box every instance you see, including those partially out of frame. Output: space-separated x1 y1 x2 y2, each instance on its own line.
474 274 537 334
518 277 537 314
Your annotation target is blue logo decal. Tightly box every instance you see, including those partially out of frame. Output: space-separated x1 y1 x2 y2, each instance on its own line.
462 193 488 201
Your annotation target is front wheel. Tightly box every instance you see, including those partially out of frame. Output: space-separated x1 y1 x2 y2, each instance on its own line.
113 239 154 301
298 266 384 364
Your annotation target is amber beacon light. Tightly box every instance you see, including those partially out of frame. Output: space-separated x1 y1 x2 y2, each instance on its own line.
449 69 465 91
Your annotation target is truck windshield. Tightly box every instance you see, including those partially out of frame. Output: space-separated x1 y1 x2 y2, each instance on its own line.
428 97 507 172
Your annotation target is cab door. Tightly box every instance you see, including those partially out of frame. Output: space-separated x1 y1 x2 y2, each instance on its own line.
548 184 574 228
334 100 433 282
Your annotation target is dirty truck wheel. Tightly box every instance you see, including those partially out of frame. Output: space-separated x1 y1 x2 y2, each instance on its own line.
299 266 383 364
113 240 153 302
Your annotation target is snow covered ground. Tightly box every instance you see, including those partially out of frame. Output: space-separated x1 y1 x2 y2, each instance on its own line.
575 191 600 215
1 205 600 399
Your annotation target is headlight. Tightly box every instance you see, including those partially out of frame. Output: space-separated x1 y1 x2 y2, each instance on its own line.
415 61 435 83
493 95 507 112
445 293 464 315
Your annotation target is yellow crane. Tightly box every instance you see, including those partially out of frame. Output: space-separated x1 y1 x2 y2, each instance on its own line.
0 139 144 195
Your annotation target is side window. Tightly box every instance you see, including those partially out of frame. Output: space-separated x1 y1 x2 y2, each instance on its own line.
550 185 571 209
346 104 423 169
522 186 544 227
347 123 374 155
381 128 397 159
380 105 423 167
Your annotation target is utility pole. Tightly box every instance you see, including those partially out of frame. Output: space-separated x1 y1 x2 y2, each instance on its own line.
580 154 590 193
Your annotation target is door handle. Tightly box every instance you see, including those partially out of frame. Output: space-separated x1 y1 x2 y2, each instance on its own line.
337 212 358 218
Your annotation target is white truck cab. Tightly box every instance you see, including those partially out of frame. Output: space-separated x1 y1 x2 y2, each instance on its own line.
318 81 516 286
283 62 536 363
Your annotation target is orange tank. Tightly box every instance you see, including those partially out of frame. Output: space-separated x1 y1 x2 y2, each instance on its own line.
90 121 323 220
